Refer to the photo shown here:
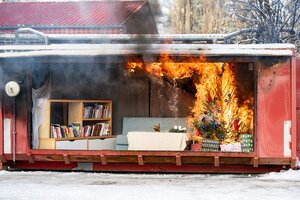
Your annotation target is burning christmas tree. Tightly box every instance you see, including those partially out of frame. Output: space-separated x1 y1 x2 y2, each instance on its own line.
191 63 244 143
127 55 254 144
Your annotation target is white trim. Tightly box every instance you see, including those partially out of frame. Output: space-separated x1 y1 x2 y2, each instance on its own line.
0 43 295 58
4 118 11 154
284 120 292 157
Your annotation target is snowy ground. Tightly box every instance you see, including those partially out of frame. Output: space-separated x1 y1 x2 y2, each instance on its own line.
0 170 299 200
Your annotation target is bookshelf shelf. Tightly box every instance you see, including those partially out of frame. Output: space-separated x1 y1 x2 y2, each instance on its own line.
55 135 115 141
83 118 111 121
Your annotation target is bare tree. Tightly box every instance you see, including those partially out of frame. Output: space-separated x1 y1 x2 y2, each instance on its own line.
232 0 300 43
170 0 247 34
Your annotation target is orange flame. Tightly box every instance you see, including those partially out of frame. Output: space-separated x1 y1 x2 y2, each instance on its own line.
127 55 254 143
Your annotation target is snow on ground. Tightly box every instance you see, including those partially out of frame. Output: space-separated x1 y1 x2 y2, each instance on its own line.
0 169 299 200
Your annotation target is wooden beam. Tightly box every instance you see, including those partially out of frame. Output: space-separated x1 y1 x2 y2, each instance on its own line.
63 154 70 165
28 156 35 164
29 149 255 158
138 155 144 166
26 153 35 164
253 157 258 168
291 158 296 169
100 155 107 165
14 151 294 168
214 156 220 167
176 154 182 166
258 158 290 165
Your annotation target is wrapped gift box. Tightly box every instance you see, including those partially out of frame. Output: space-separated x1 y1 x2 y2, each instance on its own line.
202 147 219 152
240 134 254 152
240 134 253 139
220 142 242 152
242 147 254 152
241 143 254 148
191 142 202 151
201 139 221 151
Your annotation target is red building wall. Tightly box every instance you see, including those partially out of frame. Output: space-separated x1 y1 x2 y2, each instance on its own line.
257 58 293 158
1 60 29 156
296 57 300 158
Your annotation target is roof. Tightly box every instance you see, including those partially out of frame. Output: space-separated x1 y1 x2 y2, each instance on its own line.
0 32 238 45
0 43 295 58
0 1 148 34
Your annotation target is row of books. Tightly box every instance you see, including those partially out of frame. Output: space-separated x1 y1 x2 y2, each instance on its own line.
83 123 110 137
51 123 81 139
50 122 110 138
84 104 110 119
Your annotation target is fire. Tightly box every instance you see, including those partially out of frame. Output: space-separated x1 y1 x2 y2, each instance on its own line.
127 55 254 143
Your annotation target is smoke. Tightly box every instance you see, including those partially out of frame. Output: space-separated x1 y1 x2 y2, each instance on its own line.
1 0 172 137
168 80 179 118
148 0 171 34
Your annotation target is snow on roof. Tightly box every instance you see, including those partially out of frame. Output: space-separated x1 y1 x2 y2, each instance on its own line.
45 33 229 40
0 43 295 58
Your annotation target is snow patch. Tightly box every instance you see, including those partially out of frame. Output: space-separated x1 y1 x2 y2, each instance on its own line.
0 170 299 200
260 169 300 181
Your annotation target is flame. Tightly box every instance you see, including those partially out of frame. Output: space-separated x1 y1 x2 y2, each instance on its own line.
127 55 254 143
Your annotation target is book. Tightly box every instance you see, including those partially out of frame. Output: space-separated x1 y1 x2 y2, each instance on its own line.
50 124 60 138
72 122 81 137
84 125 92 137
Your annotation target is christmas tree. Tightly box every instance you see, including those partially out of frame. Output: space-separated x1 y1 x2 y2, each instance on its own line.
192 92 226 140
191 63 241 143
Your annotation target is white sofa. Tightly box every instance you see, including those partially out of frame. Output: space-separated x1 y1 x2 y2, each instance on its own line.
116 117 187 150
